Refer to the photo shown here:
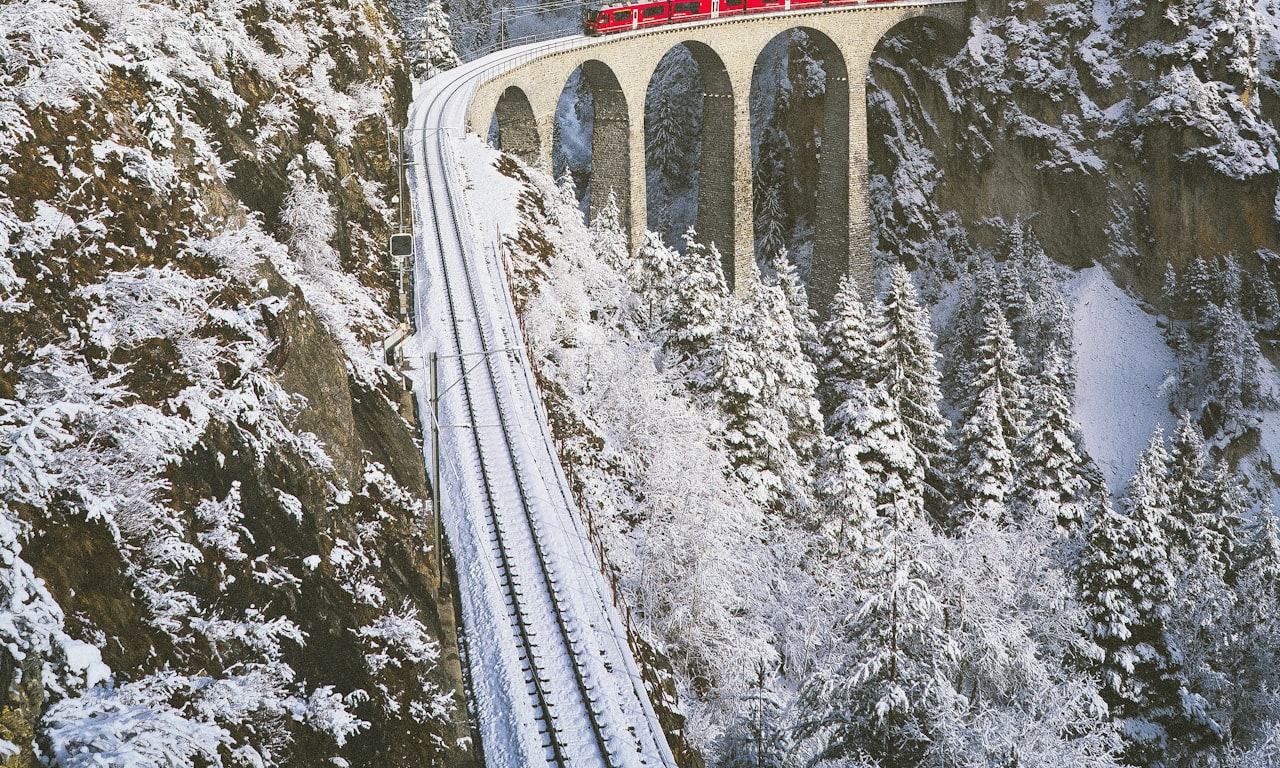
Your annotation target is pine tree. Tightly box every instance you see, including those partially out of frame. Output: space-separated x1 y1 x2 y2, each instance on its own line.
769 247 818 360
952 311 1028 525
796 496 952 768
816 273 879 427
1166 413 1215 557
589 192 628 272
942 256 1003 399
814 268 940 527
1020 254 1075 378
877 265 951 521
1078 429 1220 765
1222 512 1280 747
711 278 821 510
1015 349 1096 531
666 229 729 383
647 90 684 182
631 231 685 329
1200 460 1246 573
756 184 788 265
812 434 876 551
410 0 461 79
1165 258 1267 437
715 664 791 768
813 275 912 543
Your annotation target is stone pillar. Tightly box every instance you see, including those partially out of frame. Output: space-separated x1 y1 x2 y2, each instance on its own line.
584 63 632 241
844 72 872 305
536 114 556 176
809 56 853 315
627 124 648 254
728 67 756 295
688 47 738 285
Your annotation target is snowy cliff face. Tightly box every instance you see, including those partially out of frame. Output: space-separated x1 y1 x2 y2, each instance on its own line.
0 2 465 766
867 0 1280 286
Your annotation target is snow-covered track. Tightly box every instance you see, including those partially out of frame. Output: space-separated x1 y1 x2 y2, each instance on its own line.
408 42 677 768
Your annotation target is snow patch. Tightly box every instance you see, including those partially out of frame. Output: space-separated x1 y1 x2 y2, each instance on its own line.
1069 266 1175 492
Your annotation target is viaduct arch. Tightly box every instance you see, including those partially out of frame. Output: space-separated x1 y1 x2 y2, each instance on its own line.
470 2 968 309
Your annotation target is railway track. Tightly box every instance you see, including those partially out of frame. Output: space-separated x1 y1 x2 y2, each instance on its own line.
408 42 677 768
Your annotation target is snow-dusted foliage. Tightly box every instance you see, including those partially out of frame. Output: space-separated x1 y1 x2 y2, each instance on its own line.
489 143 1129 766
503 164 777 713
407 0 461 79
1163 256 1272 442
952 312 1028 524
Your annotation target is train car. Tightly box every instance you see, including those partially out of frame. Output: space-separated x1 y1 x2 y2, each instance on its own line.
670 0 717 21
585 1 670 33
584 0 875 35
744 0 826 13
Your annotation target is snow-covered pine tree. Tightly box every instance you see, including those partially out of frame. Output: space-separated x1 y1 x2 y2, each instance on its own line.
1078 429 1220 765
714 308 792 508
1015 348 1097 531
1159 424 1242 768
712 277 821 510
770 247 819 361
589 192 628 273
1165 258 1268 437
647 89 685 184
631 231 685 329
810 272 935 529
756 184 788 266
796 492 952 768
1165 413 1216 557
714 664 792 768
1200 460 1246 572
816 273 880 426
952 311 1028 526
877 264 951 522
1245 252 1280 334
410 0 460 79
665 229 729 386
943 256 1002 384
1205 299 1264 429
1222 512 1280 747
812 432 877 551
813 275 909 545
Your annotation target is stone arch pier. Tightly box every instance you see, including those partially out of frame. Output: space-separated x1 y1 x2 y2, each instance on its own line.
464 1 968 308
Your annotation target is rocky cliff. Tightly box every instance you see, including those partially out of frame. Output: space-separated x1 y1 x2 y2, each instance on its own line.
0 1 468 765
868 0 1280 291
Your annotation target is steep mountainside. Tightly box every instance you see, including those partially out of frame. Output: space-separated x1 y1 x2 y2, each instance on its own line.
0 1 468 766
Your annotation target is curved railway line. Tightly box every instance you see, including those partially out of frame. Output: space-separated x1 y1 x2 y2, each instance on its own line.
408 39 676 768
407 3 962 761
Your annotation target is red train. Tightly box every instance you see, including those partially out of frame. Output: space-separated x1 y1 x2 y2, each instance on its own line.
584 0 887 34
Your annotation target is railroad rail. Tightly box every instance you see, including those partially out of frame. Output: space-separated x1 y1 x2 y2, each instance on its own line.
408 40 677 768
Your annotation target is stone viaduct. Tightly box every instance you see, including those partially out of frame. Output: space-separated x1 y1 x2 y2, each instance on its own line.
464 1 968 309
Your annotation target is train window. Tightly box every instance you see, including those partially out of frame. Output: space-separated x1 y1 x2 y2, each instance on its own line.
673 2 699 11
723 0 742 6
642 4 664 15
613 9 632 20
